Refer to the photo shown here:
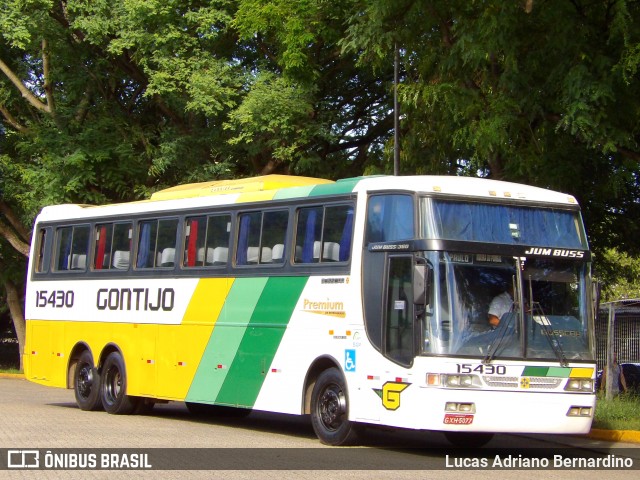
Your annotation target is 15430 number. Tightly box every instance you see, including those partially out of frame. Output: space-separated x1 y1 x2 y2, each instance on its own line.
35 290 74 308
456 363 506 375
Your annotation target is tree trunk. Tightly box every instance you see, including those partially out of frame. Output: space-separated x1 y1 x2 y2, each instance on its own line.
4 280 25 372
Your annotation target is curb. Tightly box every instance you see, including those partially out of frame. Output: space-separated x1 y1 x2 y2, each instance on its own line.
587 428 640 444
0 372 24 379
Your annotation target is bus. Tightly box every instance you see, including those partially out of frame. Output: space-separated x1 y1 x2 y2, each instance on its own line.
24 174 596 446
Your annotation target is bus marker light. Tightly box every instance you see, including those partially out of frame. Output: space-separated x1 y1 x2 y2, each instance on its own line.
146 359 154 364
56 353 63 357
445 402 476 413
271 368 281 373
367 375 379 380
177 361 186 366
426 374 440 386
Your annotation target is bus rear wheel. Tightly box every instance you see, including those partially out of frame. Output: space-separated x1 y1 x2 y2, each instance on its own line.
310 368 358 446
74 350 102 411
100 351 138 415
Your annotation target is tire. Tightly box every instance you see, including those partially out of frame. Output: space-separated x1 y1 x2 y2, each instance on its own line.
100 351 138 415
73 350 103 411
444 431 494 448
310 368 359 446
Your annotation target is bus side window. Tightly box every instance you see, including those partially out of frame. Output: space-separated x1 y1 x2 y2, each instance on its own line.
184 214 231 267
184 216 207 267
35 228 48 273
136 219 178 269
95 224 114 270
54 225 90 272
294 205 353 264
323 205 353 262
236 210 287 265
295 207 322 263
96 222 132 270
366 195 414 244
262 210 288 264
206 215 231 265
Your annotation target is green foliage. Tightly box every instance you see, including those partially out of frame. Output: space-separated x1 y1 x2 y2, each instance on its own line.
596 248 640 302
225 73 319 166
594 391 640 431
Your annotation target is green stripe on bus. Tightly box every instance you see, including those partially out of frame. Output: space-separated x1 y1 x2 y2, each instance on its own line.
214 276 309 407
547 367 571 378
521 366 549 377
308 178 362 196
272 185 317 200
521 366 572 377
185 277 268 403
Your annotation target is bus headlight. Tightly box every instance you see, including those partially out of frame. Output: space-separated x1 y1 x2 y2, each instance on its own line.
564 378 594 392
567 406 593 417
441 374 481 389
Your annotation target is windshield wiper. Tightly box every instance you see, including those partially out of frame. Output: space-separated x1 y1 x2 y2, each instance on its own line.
482 307 516 364
530 301 568 367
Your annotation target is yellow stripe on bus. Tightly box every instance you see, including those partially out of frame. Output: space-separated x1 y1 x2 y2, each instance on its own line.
569 368 594 378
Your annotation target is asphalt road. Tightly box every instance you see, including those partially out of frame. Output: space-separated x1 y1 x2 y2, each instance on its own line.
0 377 638 479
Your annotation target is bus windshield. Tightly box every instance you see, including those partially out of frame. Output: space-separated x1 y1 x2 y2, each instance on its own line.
421 252 593 362
423 199 588 248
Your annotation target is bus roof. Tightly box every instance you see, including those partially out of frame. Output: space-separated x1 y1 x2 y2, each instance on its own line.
34 175 579 223
353 175 578 205
149 174 333 201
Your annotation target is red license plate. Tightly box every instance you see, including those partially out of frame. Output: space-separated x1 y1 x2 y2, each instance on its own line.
443 414 474 425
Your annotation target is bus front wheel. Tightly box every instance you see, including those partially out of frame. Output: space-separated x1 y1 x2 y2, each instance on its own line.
310 368 358 446
100 351 138 415
74 350 102 411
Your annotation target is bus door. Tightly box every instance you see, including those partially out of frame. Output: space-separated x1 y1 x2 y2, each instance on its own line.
384 255 418 366
363 250 427 368
362 193 421 367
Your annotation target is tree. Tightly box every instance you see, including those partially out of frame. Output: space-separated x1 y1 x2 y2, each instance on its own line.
2 0 640 365
596 248 640 302
339 0 640 264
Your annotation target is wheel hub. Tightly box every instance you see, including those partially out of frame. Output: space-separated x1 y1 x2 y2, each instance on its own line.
319 385 346 431
77 366 93 398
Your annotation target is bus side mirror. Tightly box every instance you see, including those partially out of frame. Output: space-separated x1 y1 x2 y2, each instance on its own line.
413 263 432 306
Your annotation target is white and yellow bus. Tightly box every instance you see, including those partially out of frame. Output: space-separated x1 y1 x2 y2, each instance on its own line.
24 174 596 446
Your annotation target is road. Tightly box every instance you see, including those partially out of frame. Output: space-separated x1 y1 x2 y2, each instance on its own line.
0 377 638 479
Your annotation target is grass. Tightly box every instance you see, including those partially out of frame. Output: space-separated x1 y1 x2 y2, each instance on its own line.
593 391 640 431
0 367 21 375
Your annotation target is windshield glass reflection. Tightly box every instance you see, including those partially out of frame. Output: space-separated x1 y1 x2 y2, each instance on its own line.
421 252 593 362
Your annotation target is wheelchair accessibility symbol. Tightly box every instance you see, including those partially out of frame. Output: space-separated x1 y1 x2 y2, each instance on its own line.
345 349 356 372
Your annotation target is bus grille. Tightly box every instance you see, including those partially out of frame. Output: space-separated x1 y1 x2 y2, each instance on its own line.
483 376 563 389
483 376 519 388
527 377 563 389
